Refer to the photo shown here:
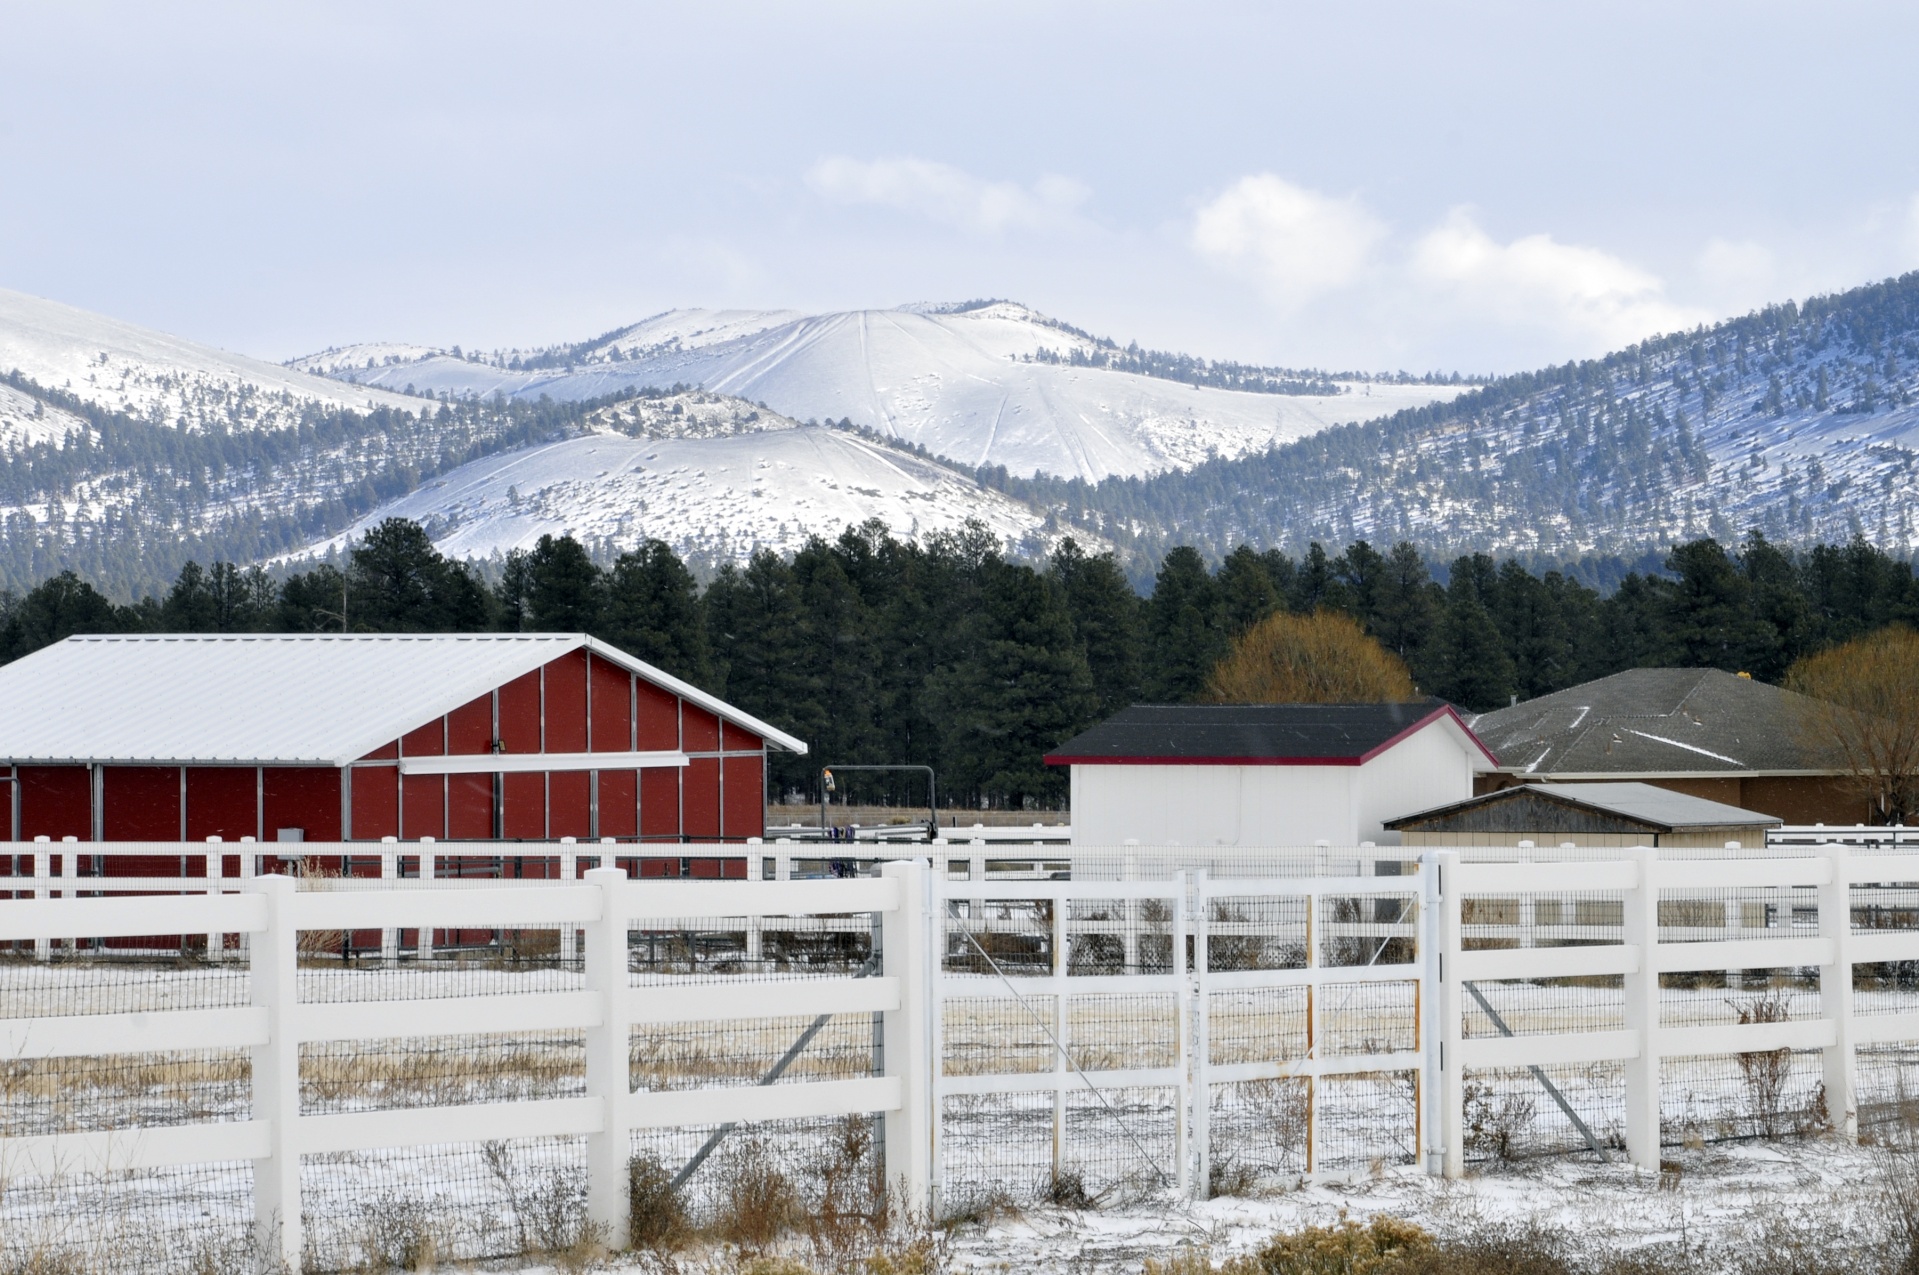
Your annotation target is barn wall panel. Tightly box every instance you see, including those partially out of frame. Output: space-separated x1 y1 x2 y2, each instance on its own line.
104 767 181 841
640 768 680 840
720 722 762 753
548 771 591 839
635 683 678 752
402 719 445 758
262 768 341 841
448 695 494 755
544 652 588 752
597 771 637 838
18 767 89 841
502 773 545 839
498 672 542 755
185 768 258 842
589 658 632 751
683 757 721 839
350 766 399 840
1 775 11 844
722 756 763 841
683 705 720 754
448 774 494 839
402 775 446 840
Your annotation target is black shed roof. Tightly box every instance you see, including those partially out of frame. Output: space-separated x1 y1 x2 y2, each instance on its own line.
1045 700 1496 767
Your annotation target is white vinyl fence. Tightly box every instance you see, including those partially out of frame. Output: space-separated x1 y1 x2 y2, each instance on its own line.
8 838 1919 1268
0 859 932 1271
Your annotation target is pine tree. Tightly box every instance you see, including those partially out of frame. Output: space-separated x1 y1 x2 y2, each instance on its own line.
1427 561 1516 710
1145 546 1228 701
600 540 708 683
1216 544 1280 635
2 570 126 660
1369 542 1439 673
1049 538 1144 717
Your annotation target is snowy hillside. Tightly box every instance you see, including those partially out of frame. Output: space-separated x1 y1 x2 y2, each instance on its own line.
322 417 1082 565
296 302 1460 482
1052 271 1919 559
0 288 423 432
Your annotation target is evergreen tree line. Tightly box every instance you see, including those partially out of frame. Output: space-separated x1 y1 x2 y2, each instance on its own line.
4 520 1918 809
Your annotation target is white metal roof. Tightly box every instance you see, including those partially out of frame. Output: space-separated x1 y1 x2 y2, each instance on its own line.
0 633 805 766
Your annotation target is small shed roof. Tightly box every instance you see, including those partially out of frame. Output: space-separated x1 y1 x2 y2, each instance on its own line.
1386 782 1782 834
1044 700 1498 768
1466 668 1841 777
0 633 806 766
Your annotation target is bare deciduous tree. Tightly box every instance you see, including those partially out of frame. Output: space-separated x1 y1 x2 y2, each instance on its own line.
1785 624 1919 824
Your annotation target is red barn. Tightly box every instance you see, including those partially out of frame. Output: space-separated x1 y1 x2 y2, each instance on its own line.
0 633 805 848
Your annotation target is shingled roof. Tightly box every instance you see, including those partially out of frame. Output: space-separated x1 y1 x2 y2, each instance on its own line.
1466 668 1842 777
1045 700 1498 767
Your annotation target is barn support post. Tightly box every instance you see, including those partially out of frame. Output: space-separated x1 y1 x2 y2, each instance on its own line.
583 866 632 1248
249 873 302 1270
1819 841 1858 1141
879 859 932 1213
1621 847 1661 1170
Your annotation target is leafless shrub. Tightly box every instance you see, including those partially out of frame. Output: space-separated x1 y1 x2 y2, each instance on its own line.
350 1191 441 1272
1040 1167 1094 1210
712 1136 802 1251
1463 1078 1536 1161
1730 988 1794 1138
628 1153 690 1252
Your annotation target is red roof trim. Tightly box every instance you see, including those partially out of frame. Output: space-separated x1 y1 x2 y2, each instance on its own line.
1044 703 1500 769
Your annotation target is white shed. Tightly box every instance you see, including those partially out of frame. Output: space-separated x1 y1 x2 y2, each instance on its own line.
1045 701 1499 846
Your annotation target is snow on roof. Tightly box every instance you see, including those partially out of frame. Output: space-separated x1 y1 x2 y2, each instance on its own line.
0 633 804 766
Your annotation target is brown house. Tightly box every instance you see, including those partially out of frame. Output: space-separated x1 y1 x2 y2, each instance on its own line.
1465 668 1865 825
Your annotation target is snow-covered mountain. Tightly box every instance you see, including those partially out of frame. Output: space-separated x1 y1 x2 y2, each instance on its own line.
316 402 1082 565
296 302 1461 482
0 287 423 447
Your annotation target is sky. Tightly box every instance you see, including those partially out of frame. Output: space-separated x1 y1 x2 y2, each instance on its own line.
5 2 1919 375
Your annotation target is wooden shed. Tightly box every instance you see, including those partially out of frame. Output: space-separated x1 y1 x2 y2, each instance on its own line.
1385 781 1781 848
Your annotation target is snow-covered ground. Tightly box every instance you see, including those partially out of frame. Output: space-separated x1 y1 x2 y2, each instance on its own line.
298 302 1460 482
318 420 1093 564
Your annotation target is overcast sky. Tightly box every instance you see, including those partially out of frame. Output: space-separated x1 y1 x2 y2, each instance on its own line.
6 2 1919 374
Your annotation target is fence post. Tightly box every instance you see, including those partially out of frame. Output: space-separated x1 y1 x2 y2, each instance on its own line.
379 837 399 963
417 837 437 961
1189 869 1209 1196
207 836 226 958
1622 847 1661 1170
33 836 50 961
583 865 631 1248
560 838 579 964
1429 850 1464 1178
1819 842 1857 1141
880 858 932 1214
249 873 302 1270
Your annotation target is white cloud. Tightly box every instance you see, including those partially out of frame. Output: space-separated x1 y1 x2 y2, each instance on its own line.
1191 175 1386 310
806 156 1089 235
1410 209 1705 348
1696 237 1777 302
